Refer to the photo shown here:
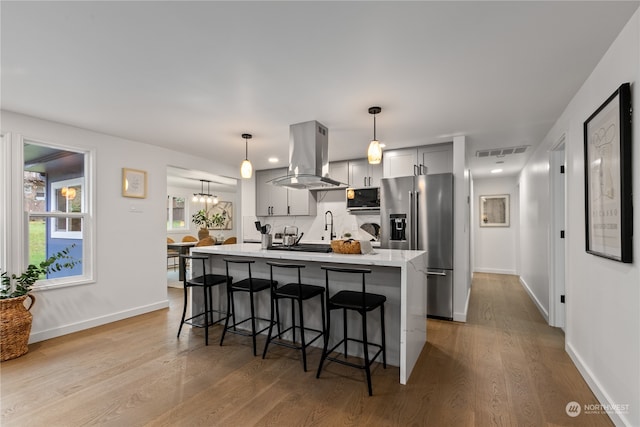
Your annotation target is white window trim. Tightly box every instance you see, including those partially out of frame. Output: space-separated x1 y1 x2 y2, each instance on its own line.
4 134 96 291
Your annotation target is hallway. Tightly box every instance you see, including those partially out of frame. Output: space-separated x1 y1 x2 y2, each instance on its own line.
1 273 611 426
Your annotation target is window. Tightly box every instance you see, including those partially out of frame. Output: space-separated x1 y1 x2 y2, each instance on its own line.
22 139 93 286
50 178 83 239
167 195 188 231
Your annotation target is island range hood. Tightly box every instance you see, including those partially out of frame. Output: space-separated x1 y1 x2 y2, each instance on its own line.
269 120 346 190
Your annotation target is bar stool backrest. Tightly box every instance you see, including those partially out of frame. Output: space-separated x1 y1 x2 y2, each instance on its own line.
320 265 371 307
180 254 209 284
223 258 255 283
266 261 305 297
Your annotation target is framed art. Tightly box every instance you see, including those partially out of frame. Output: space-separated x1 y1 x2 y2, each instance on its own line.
122 168 147 198
480 194 510 227
210 201 233 230
584 82 632 263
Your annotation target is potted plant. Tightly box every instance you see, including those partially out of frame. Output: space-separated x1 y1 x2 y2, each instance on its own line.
192 209 215 240
1 245 79 361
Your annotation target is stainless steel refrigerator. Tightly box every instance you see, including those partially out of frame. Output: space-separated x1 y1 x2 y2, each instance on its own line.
380 173 454 320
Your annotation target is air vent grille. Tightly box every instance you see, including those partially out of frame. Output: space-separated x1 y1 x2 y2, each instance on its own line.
475 145 529 158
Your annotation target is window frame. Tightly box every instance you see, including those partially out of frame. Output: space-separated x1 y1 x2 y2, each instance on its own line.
4 134 96 291
166 194 189 231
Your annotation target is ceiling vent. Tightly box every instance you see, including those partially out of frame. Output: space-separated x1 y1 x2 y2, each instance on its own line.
475 145 529 158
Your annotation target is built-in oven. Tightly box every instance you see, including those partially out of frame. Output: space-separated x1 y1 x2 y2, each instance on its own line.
346 187 380 212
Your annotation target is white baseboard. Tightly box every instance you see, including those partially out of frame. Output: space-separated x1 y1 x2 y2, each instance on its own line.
474 268 517 275
566 342 628 426
29 300 170 344
518 276 549 322
453 287 471 322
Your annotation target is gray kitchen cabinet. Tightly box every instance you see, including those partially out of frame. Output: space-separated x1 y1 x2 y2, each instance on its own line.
383 142 452 177
349 158 382 187
255 168 316 216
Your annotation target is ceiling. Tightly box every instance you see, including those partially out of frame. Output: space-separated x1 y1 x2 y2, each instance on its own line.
2 1 638 180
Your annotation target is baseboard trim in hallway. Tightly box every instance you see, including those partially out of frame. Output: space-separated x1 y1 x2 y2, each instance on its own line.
518 275 550 322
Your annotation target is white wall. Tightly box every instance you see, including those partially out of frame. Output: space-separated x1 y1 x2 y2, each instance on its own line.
452 135 471 322
473 176 519 275
519 10 640 426
1 110 240 343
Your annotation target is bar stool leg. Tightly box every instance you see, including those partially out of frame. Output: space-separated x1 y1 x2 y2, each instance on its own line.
203 284 209 345
362 310 372 396
316 304 331 379
381 305 387 368
298 297 307 371
291 299 297 343
220 285 232 346
178 284 188 338
249 290 258 356
262 293 276 359
343 308 348 358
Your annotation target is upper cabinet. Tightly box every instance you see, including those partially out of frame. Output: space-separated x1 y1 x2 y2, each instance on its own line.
349 158 382 187
383 142 453 177
255 168 317 216
256 168 288 216
328 158 382 188
418 143 454 175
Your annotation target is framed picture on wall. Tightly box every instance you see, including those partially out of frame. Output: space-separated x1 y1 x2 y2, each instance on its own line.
584 82 632 263
122 168 147 198
480 194 510 227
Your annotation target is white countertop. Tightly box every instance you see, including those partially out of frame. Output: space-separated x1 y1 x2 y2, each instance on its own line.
192 243 424 268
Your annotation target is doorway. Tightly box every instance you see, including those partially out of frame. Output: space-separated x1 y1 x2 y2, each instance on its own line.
549 136 566 329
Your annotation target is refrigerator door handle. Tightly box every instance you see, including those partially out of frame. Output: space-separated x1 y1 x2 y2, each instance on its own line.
427 270 447 276
409 190 415 250
415 190 420 250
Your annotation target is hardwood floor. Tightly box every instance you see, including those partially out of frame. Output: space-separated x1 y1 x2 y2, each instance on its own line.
1 273 612 426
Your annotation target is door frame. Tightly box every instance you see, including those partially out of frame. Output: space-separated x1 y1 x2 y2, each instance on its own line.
549 134 566 329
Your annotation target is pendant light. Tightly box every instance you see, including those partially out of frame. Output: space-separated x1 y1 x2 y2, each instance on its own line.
240 133 253 179
192 179 214 203
367 106 383 165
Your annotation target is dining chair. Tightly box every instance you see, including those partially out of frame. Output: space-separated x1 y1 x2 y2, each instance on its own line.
222 237 237 245
182 235 198 243
196 236 216 247
167 237 179 270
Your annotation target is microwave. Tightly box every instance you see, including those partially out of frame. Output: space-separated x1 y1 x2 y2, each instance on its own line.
346 187 380 212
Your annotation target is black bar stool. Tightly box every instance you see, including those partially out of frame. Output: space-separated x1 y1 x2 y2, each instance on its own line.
220 258 275 356
177 254 230 346
316 265 387 396
262 261 326 372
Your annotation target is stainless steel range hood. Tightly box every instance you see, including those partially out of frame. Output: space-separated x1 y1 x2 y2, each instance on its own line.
269 120 347 190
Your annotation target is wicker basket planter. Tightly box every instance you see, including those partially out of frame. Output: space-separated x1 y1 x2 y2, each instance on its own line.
0 294 36 362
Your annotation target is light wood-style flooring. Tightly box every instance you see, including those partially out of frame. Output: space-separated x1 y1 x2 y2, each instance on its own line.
1 273 612 426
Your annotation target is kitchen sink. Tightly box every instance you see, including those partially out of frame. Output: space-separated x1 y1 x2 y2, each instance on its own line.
267 243 332 253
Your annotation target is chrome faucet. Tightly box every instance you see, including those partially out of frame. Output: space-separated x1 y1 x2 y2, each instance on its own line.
324 210 336 240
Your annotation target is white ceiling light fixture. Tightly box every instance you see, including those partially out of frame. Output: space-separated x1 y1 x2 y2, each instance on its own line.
367 106 383 165
491 168 503 174
240 133 253 179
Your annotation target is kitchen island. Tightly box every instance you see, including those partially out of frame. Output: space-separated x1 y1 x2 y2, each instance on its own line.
190 243 427 384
